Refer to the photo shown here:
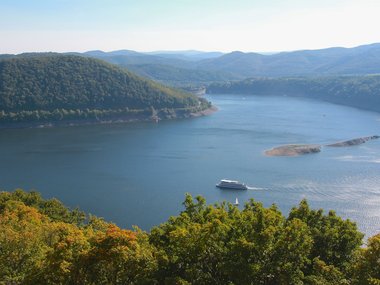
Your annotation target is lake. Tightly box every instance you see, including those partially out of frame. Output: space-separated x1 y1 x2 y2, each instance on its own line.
1 94 379 237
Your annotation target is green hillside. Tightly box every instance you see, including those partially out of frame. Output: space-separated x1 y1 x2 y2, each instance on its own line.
0 54 209 125
124 63 238 86
208 75 380 113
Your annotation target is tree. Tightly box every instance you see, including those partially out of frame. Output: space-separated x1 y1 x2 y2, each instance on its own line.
352 234 380 285
0 201 48 284
81 225 158 284
288 199 363 272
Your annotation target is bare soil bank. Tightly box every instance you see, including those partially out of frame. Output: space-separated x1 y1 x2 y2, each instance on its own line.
0 106 218 129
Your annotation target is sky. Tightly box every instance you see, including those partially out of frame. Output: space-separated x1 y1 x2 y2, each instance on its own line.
1 0 380 54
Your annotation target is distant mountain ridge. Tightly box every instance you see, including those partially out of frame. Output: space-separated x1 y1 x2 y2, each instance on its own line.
3 43 380 86
197 43 380 77
72 43 380 85
144 50 225 61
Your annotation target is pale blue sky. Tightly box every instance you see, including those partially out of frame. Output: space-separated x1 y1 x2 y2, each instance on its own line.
1 0 380 53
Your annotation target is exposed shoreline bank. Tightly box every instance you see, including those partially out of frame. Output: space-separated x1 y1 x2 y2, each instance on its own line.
0 106 218 129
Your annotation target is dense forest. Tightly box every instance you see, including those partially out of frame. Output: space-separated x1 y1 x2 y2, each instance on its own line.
0 189 379 284
124 64 236 87
0 54 209 125
207 75 380 113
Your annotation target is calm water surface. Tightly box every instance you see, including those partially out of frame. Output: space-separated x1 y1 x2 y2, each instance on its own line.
1 94 380 237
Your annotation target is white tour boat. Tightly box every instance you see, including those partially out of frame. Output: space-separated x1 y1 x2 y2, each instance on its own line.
216 179 248 190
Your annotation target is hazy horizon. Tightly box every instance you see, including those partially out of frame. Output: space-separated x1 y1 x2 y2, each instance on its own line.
2 41 380 57
1 0 380 54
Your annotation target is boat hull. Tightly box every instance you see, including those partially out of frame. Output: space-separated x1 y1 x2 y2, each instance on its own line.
216 184 248 190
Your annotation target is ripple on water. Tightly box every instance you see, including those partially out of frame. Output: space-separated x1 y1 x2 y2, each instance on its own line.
269 174 380 237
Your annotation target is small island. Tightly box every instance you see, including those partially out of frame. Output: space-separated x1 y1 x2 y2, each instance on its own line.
265 135 379 157
265 144 321 156
326 135 380 147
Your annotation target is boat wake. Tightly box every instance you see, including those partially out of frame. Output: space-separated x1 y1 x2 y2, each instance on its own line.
247 186 266 190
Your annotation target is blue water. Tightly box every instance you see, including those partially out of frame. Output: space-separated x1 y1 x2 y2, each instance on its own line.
0 94 379 237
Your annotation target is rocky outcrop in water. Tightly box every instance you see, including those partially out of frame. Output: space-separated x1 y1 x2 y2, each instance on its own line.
265 135 379 157
265 144 321 156
326 135 380 147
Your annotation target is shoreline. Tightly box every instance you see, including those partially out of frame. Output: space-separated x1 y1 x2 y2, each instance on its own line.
206 91 380 115
0 106 218 130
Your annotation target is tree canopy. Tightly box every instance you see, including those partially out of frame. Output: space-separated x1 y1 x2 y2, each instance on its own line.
0 54 209 124
0 189 379 284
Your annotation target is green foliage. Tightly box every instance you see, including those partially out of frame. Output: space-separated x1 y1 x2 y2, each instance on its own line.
0 201 48 284
0 189 157 285
0 54 207 124
207 75 380 113
0 189 86 225
149 194 361 285
303 258 349 285
0 190 374 285
124 64 237 86
351 234 380 285
288 200 364 272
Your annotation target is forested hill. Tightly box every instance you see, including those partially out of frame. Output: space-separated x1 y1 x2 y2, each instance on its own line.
207 75 380 113
0 54 209 125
